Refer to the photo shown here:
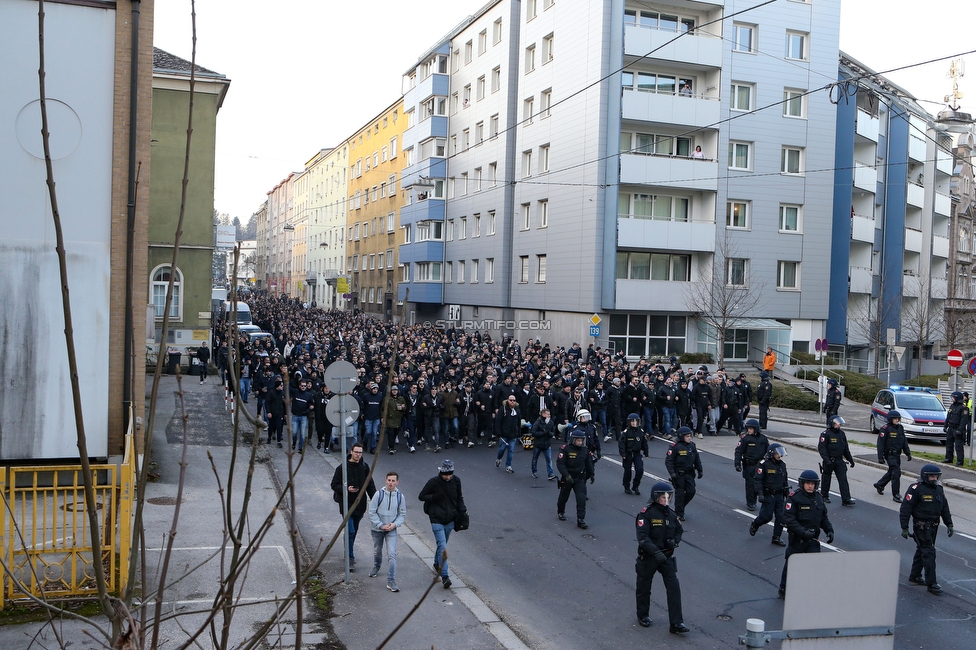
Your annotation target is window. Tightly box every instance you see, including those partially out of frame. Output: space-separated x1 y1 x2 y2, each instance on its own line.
389 137 397 158
619 192 690 222
369 254 376 270
616 252 689 281
368 287 375 303
727 258 748 286
519 256 529 283
464 40 473 64
730 82 753 111
475 122 484 144
537 255 547 283
544 0 554 8
474 214 481 237
445 262 452 283
733 23 756 53
609 314 687 357
459 217 467 239
726 201 749 229
417 262 443 282
353 223 360 240
525 44 536 73
457 260 465 284
475 167 483 191
526 0 537 21
471 259 479 283
524 97 534 124
151 265 182 319
489 162 497 186
380 182 387 198
461 172 468 195
540 144 550 172
728 141 752 170
387 211 395 233
786 31 808 60
783 89 806 118
521 203 531 230
381 146 388 162
462 129 470 150
777 261 799 289
486 258 494 283
477 76 486 101
493 18 503 44
488 210 496 235
400 263 409 282
479 30 487 55
522 150 532 177
416 221 443 241
452 49 460 72
446 219 454 241
386 248 394 268
490 114 499 138
779 204 801 232
539 200 548 228
361 255 368 271
540 88 552 118
463 84 471 106
781 146 804 174
402 225 411 243
542 33 554 63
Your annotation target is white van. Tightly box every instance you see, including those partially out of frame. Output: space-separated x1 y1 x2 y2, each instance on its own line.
221 300 252 325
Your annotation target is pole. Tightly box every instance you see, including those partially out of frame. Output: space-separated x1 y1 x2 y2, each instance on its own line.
820 350 826 423
953 366 957 393
886 347 892 388
339 393 350 585
969 391 974 467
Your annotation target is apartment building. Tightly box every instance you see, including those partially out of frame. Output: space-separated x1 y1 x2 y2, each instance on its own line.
398 0 841 360
942 117 976 354
255 200 268 289
305 146 349 310
265 173 296 296
827 53 953 376
346 99 407 319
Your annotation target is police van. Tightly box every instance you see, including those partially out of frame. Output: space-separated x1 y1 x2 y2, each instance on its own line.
870 385 947 442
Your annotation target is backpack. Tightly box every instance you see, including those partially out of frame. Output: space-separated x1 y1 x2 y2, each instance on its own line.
377 489 403 511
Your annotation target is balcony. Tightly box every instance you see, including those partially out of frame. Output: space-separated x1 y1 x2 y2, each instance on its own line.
909 136 926 163
851 214 875 243
933 234 950 258
323 269 339 281
935 191 951 216
902 274 920 298
618 217 715 253
932 277 948 299
849 266 873 294
619 152 718 192
906 182 924 208
399 196 445 226
855 109 880 142
406 115 448 146
409 72 450 104
622 88 721 129
853 163 877 193
904 227 923 253
623 25 723 68
615 279 696 312
402 157 446 188
937 147 953 175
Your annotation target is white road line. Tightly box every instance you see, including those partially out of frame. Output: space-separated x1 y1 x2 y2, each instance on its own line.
958 532 976 541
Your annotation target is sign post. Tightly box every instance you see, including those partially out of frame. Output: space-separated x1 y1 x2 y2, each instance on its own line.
969 357 976 466
947 349 963 392
324 360 359 584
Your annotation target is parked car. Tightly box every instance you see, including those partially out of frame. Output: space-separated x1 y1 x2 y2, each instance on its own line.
870 386 947 442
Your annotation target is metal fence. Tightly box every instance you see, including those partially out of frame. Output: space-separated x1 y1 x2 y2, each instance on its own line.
0 425 135 609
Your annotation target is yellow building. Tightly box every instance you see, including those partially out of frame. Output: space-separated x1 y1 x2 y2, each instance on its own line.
346 98 407 319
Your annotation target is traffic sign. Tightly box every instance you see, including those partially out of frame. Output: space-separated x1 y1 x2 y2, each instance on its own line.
324 360 359 395
590 313 602 326
589 325 601 337
969 356 976 377
947 349 964 368
822 338 828 350
326 394 360 428
815 339 822 353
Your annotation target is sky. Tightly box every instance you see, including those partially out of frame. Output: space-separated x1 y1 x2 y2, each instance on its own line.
152 0 976 222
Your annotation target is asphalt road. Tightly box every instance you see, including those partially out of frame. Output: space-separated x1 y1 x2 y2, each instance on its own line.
282 419 976 649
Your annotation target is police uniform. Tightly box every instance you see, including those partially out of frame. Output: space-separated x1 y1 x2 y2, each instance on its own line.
750 454 788 544
943 397 968 466
779 482 833 596
556 439 595 526
734 427 769 509
900 475 953 591
665 434 702 519
619 423 649 494
824 384 842 418
818 425 855 504
874 420 911 500
635 496 686 632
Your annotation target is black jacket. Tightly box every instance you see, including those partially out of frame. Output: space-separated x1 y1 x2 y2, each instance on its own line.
783 487 832 546
818 427 853 464
753 457 789 496
636 501 682 562
618 425 648 456
418 475 465 525
877 423 910 461
330 456 377 517
756 379 772 405
556 442 594 480
734 432 770 467
665 439 702 476
899 480 952 528
530 416 557 449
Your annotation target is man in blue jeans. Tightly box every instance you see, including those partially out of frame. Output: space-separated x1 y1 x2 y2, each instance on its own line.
362 383 384 453
290 379 313 452
331 443 376 570
418 459 466 589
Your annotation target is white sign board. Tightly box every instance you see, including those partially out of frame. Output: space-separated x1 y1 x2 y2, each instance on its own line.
215 225 236 250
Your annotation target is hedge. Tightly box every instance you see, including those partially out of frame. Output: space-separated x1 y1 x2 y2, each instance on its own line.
679 352 714 365
795 368 887 405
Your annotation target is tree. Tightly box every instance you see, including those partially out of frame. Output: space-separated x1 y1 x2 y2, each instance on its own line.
240 213 257 240
687 234 766 367
845 285 900 378
231 215 242 240
900 271 943 378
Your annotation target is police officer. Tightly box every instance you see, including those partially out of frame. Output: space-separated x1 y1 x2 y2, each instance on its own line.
779 469 833 599
734 419 769 511
749 443 788 546
556 429 595 529
873 410 912 502
900 464 954 594
756 371 772 430
620 413 649 495
824 379 842 418
665 427 702 521
635 482 689 634
818 415 856 506
943 391 967 467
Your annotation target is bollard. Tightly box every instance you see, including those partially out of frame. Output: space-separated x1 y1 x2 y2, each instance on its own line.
739 618 769 647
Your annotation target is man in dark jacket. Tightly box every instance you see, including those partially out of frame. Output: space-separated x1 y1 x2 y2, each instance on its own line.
619 413 649 495
635 482 689 634
749 444 789 546
665 427 703 521
314 384 335 452
900 464 954 594
734 419 769 511
943 391 968 466
384 385 406 454
266 376 285 447
607 378 624 440
290 379 313 452
494 395 521 472
756 372 772 430
530 408 557 479
873 410 912 502
196 342 211 384
818 415 855 505
824 379 842 418
330 443 377 570
418 459 465 589
779 469 833 598
556 429 595 528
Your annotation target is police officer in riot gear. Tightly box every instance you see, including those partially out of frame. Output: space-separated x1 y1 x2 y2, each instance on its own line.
874 410 912 502
900 464 953 594
556 429 595 529
635 482 689 634
779 469 833 599
734 419 769 511
943 391 968 466
620 413 649 495
749 443 788 546
665 427 702 521
818 415 856 506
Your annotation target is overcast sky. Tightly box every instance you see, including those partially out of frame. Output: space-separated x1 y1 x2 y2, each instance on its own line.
152 0 976 221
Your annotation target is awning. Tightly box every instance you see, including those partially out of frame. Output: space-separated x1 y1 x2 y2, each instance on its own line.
728 318 791 330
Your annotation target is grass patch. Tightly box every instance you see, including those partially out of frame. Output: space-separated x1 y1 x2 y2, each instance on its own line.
849 440 975 469
0 599 103 626
305 573 337 618
740 373 819 412
796 369 887 405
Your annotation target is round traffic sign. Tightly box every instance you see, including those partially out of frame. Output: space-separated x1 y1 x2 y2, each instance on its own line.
822 338 828 350
814 339 822 352
969 356 976 377
326 393 360 428
947 349 964 368
324 360 359 394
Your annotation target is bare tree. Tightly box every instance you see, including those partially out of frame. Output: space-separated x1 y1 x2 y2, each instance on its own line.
687 234 766 367
900 270 943 378
844 285 900 378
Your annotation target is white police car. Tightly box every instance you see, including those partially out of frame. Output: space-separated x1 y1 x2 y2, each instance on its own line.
870 386 947 442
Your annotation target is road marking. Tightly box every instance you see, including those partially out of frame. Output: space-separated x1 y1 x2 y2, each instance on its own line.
958 532 976 541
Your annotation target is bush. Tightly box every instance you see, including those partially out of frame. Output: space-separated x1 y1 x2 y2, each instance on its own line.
679 352 714 365
791 351 837 365
768 382 819 412
901 374 948 389
793 369 886 405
